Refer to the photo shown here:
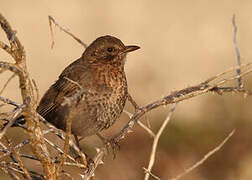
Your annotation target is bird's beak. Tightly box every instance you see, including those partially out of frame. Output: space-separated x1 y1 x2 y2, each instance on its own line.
123 45 140 53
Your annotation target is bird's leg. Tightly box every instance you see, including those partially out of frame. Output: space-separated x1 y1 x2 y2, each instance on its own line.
74 134 81 149
69 135 81 160
96 133 120 159
71 135 94 166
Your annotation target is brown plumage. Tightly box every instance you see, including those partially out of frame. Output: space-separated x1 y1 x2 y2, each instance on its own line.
37 35 139 138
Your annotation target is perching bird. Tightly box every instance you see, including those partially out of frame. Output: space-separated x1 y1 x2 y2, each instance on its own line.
26 35 139 143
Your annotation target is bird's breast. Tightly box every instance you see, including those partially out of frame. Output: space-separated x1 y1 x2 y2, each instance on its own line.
90 66 128 129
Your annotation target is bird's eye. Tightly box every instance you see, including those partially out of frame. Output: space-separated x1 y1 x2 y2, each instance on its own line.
107 47 114 53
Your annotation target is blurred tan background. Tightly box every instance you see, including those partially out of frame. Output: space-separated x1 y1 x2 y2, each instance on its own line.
1 0 252 179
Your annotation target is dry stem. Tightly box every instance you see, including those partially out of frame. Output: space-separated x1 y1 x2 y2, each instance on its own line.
144 104 177 180
170 130 235 180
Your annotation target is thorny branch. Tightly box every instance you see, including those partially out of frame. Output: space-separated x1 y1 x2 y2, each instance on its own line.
112 62 252 144
0 14 251 179
6 137 32 180
0 13 56 179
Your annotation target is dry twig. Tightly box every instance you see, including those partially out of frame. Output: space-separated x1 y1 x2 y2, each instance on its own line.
170 130 235 180
0 13 56 179
232 14 243 88
0 73 16 95
48 16 87 49
144 103 177 180
6 137 32 180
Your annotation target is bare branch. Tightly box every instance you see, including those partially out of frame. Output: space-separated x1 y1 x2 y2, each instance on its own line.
144 103 177 180
143 167 161 180
170 129 235 180
6 138 32 180
0 98 29 140
0 13 56 179
124 110 155 138
82 147 106 180
127 93 140 110
0 139 30 160
0 73 16 95
232 14 243 88
0 96 20 107
113 62 252 144
56 103 74 176
48 16 88 49
0 41 13 57
0 61 23 76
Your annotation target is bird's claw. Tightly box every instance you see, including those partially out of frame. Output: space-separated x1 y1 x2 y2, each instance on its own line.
104 138 120 159
97 134 120 158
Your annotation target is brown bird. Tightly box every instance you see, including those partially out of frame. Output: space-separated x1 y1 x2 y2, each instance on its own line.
36 35 139 142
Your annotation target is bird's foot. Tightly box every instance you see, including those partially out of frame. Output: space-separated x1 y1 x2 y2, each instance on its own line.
70 146 94 169
97 133 120 159
74 154 94 169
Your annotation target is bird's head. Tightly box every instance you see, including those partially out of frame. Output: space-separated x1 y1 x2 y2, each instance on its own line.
83 35 140 66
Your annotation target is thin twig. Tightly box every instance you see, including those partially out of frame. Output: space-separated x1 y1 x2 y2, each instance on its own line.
6 138 32 180
232 14 243 88
0 73 15 95
6 166 21 180
113 62 252 144
0 96 20 107
0 61 23 77
82 147 106 180
143 167 161 180
56 104 73 176
203 62 252 84
0 100 28 140
137 121 155 138
43 137 76 163
124 110 155 138
32 79 39 106
38 113 87 167
144 103 177 180
48 16 88 49
0 41 13 56
170 129 235 180
0 139 30 159
127 93 140 110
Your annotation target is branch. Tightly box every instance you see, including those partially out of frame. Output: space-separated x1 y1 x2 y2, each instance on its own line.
0 98 29 139
0 96 21 107
0 13 56 179
0 73 16 95
6 137 32 180
232 14 243 88
48 16 87 49
144 104 177 180
82 147 106 180
124 110 155 138
56 102 74 176
113 62 252 144
170 130 235 180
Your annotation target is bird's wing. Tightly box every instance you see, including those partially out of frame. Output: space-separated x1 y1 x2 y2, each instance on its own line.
37 76 82 117
37 58 90 117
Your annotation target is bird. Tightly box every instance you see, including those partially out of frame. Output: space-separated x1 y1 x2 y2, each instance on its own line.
24 35 139 144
